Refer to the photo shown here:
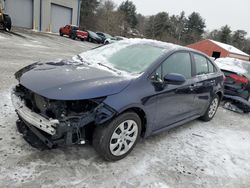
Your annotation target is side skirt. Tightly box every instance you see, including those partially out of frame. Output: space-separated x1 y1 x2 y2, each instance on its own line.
150 115 201 136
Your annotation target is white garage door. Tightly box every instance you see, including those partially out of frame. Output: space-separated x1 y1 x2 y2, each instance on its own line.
5 0 33 28
51 4 72 33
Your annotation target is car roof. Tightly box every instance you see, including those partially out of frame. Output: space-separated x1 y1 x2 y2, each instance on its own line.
119 38 196 53
68 25 78 27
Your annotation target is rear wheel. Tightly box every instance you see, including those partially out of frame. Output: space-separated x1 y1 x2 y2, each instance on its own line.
3 14 11 31
93 112 141 161
200 94 220 121
69 31 76 40
71 34 76 40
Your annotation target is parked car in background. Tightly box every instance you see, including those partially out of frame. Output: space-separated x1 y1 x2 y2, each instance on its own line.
59 25 88 41
104 36 127 44
12 39 224 161
86 30 102 44
215 58 250 113
96 32 112 44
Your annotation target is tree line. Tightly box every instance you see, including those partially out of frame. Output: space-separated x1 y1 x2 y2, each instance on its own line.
80 0 250 55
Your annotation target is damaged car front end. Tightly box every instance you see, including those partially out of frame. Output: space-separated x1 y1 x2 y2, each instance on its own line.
12 84 116 149
12 61 122 149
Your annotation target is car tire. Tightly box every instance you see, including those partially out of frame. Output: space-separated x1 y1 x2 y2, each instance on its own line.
3 14 12 31
93 112 141 161
105 41 109 45
69 31 76 40
88 37 92 42
200 94 220 122
59 32 63 36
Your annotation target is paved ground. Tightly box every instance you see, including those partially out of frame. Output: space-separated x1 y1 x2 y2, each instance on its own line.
0 28 250 188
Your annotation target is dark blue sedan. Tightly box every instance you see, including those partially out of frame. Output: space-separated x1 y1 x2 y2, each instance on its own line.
12 39 224 161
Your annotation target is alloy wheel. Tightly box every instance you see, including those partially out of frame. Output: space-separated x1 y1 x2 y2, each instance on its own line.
109 120 138 156
208 98 219 118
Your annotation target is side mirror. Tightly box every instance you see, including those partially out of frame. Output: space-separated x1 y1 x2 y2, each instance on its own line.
164 73 186 85
150 74 164 91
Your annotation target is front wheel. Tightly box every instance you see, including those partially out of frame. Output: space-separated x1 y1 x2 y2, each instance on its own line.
200 94 220 121
93 112 141 161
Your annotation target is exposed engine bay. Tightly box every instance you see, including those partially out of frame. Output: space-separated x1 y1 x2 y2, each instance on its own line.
12 84 116 149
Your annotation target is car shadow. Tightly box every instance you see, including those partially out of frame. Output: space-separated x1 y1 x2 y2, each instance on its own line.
0 29 27 39
21 118 199 164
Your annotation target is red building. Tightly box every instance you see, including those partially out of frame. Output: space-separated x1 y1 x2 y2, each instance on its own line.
187 39 250 61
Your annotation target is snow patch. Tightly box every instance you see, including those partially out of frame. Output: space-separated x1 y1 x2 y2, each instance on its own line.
76 66 90 70
0 35 7 40
210 40 249 56
215 57 250 78
20 43 48 48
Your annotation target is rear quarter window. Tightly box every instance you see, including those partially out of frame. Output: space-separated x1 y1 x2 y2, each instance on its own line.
207 60 217 73
193 53 209 75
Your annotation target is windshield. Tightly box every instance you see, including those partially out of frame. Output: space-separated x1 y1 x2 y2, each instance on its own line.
88 31 99 38
78 40 168 74
72 26 79 30
104 33 112 38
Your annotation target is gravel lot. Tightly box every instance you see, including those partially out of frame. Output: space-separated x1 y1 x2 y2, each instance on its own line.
0 28 250 188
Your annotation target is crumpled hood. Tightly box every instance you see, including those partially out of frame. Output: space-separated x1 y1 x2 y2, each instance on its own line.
15 60 133 100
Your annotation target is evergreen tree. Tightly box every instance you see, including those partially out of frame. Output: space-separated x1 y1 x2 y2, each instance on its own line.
118 0 138 28
219 25 232 44
232 30 247 49
184 12 206 44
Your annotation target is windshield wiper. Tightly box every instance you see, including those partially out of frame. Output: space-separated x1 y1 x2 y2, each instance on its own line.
97 63 121 75
76 55 90 65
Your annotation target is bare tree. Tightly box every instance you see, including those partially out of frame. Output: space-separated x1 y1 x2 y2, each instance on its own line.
96 0 126 36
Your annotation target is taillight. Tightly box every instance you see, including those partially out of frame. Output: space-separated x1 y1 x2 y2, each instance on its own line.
229 74 249 84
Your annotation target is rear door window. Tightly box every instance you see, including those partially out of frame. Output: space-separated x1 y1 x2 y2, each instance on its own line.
207 60 216 73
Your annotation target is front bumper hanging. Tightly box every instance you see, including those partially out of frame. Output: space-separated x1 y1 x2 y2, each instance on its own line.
11 93 58 135
11 91 116 149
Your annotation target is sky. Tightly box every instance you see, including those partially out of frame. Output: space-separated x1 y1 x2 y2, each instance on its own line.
114 0 250 37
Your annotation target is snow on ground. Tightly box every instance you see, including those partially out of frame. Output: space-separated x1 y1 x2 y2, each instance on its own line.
1 87 250 188
0 28 250 188
0 35 7 40
19 43 49 49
